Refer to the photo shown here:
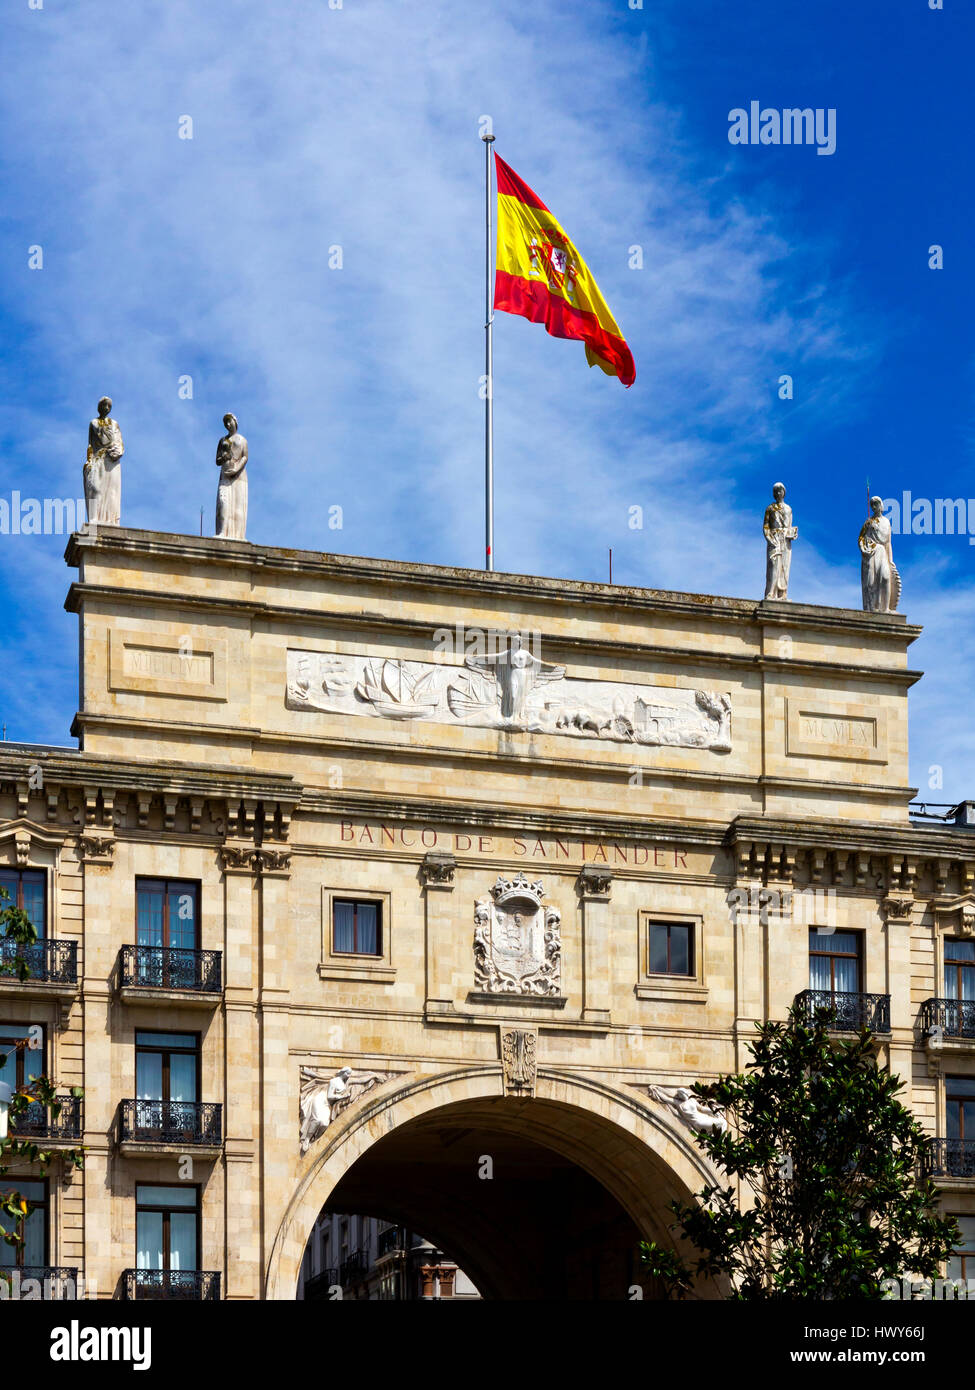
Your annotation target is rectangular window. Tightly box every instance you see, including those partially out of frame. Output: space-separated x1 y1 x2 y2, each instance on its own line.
946 1075 975 1142
648 921 693 977
0 1023 44 1092
136 879 199 952
809 929 861 993
333 899 381 956
948 1215 975 1281
135 1031 199 1104
945 939 975 1002
0 1179 47 1269
136 1184 199 1272
0 868 46 939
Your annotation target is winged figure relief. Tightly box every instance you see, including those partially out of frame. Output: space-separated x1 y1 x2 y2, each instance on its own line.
456 644 566 725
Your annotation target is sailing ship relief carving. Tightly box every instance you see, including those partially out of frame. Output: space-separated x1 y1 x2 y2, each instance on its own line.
286 646 732 752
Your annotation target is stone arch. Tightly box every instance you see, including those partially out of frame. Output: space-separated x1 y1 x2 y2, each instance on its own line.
265 1064 720 1299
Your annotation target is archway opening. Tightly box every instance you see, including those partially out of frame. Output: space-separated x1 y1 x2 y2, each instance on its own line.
297 1096 670 1300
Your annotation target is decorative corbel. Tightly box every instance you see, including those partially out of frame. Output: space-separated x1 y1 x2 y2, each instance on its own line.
577 864 613 900
76 833 116 867
420 851 456 890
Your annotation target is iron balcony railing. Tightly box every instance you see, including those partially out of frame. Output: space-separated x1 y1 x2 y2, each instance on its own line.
0 1267 80 1299
121 1269 221 1301
303 1268 340 1299
119 1099 222 1147
923 1139 975 1180
920 997 975 1041
339 1250 368 1284
794 989 891 1034
119 945 222 994
12 1094 83 1141
0 936 77 985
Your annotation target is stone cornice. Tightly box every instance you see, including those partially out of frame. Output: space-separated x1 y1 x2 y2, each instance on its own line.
729 813 975 860
0 746 301 803
65 712 914 806
64 527 920 644
63 581 922 686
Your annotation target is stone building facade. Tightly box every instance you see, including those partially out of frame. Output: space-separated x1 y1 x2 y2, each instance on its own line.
0 524 973 1298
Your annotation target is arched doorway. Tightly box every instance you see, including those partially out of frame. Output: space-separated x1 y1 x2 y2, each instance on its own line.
266 1066 720 1300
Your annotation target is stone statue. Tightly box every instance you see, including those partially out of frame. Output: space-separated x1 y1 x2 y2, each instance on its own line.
647 1084 728 1135
763 482 797 600
298 1065 391 1154
84 397 124 526
215 413 248 541
859 496 900 613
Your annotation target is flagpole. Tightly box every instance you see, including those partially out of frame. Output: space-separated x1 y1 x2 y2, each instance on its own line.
482 130 495 572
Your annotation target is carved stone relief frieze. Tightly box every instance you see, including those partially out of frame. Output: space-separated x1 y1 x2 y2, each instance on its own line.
286 647 732 752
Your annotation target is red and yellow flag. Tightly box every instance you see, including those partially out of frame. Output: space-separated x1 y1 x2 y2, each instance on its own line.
493 155 635 388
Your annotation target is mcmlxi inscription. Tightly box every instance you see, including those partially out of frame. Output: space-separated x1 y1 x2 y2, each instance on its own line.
800 715 873 749
108 628 228 702
786 698 886 765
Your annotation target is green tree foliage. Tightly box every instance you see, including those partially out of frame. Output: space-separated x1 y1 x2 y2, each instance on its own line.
0 886 84 1273
641 1006 959 1299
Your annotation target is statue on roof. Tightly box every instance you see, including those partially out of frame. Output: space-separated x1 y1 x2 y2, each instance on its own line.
215 413 248 540
763 482 797 600
84 397 124 526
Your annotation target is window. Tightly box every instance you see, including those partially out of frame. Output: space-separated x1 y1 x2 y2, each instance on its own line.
333 899 381 956
648 921 693 977
136 1031 199 1106
948 1216 975 1281
0 1179 47 1269
945 939 975 1002
946 1075 975 1143
136 1185 199 1272
809 929 861 993
0 868 45 938
0 1023 44 1093
136 880 199 952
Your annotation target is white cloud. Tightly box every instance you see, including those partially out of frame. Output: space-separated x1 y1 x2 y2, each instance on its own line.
7 0 966 806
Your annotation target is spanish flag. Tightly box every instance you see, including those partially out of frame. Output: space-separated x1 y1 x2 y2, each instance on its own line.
493 155 635 388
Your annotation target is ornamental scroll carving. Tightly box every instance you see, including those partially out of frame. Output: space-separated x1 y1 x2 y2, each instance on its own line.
473 873 562 997
501 1028 537 1097
218 844 292 874
286 648 732 753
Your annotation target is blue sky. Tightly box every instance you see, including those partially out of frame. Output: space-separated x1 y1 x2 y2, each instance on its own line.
0 0 972 802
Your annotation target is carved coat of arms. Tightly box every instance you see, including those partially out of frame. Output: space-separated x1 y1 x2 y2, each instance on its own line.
474 872 562 997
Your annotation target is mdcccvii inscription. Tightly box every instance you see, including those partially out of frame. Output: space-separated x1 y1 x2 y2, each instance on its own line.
124 647 214 682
